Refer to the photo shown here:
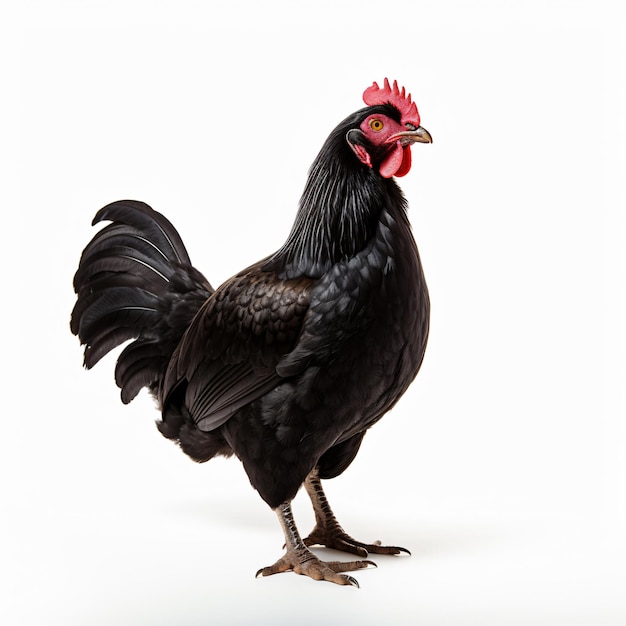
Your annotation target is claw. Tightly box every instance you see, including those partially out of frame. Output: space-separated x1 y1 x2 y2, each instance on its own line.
368 540 411 556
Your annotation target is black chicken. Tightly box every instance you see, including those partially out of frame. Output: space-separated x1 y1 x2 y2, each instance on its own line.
71 78 432 587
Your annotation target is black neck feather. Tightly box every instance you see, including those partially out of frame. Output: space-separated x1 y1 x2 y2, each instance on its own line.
265 108 402 280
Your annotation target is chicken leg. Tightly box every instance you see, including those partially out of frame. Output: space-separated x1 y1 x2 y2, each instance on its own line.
256 501 375 587
302 468 410 557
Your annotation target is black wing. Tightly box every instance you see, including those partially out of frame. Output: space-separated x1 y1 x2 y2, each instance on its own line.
162 263 312 431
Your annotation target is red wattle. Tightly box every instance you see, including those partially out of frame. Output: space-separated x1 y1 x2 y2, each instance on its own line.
379 142 405 178
380 142 412 178
395 146 412 177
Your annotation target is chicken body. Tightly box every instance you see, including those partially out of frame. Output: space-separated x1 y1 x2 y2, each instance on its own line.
72 82 431 586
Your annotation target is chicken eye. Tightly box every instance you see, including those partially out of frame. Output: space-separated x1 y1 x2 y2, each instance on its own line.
369 118 384 132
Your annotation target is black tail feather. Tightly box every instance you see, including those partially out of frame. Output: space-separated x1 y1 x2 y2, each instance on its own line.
69 275 149 335
73 247 170 289
71 200 213 404
92 200 192 265
115 340 172 403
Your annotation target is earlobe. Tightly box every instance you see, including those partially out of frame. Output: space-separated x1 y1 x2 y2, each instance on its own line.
346 129 372 168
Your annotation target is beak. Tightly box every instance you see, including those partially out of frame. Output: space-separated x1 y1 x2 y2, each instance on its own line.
389 126 433 146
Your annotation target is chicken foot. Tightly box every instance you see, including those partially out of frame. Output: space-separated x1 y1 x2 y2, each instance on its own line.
256 501 375 587
302 468 411 557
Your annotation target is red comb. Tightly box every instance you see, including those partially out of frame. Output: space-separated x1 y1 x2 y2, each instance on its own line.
363 78 420 126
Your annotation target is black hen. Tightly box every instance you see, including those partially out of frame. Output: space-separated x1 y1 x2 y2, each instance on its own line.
71 78 431 587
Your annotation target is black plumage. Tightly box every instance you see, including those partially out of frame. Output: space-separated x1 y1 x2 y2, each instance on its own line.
71 80 431 586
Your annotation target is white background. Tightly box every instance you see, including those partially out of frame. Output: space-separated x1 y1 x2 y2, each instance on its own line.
6 0 626 624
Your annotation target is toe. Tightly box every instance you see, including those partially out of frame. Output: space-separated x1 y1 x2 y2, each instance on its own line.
256 548 374 587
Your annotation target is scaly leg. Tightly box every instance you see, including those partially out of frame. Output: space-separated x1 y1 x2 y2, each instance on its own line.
256 501 375 587
302 468 410 557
